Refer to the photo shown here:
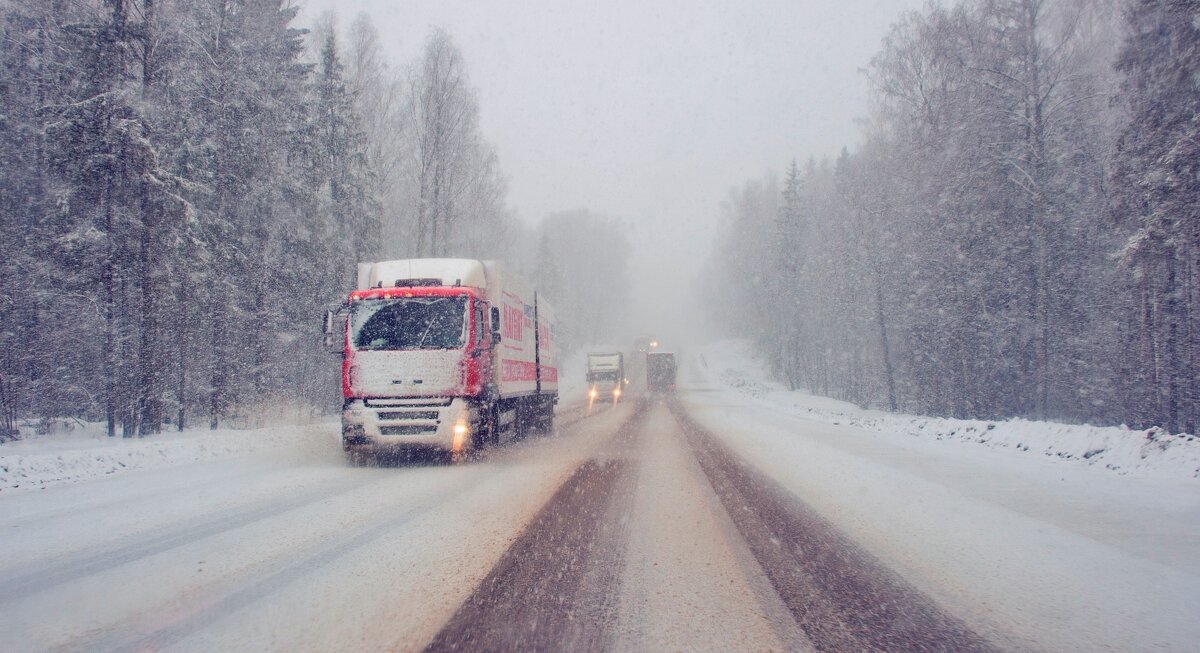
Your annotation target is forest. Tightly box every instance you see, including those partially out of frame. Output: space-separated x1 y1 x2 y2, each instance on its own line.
707 0 1198 433
0 0 631 437
1 0 1195 439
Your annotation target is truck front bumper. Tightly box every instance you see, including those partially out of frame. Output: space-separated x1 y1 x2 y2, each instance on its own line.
342 397 475 453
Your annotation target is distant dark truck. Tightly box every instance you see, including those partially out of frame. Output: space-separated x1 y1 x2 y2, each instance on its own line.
645 351 676 394
634 335 658 353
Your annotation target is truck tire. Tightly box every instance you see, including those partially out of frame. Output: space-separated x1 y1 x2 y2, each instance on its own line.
345 449 370 467
511 403 525 444
476 404 498 448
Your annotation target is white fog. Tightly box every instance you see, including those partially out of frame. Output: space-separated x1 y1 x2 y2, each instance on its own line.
1 0 1197 651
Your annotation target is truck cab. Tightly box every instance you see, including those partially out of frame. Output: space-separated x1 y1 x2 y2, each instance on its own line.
328 259 557 462
586 351 625 403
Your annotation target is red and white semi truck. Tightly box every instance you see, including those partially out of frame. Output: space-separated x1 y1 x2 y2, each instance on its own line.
325 259 558 460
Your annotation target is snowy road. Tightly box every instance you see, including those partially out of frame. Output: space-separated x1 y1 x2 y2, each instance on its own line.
0 405 624 652
1 354 1198 651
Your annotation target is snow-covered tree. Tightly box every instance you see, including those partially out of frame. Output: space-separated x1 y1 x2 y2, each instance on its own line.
705 0 1168 432
1112 0 1200 433
402 28 510 259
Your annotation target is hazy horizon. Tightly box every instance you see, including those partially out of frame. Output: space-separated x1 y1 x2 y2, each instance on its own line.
293 0 928 346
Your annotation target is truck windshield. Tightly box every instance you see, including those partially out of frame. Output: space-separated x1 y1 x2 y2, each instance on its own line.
351 296 467 351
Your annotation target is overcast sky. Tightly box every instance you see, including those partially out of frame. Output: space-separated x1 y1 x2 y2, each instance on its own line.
294 0 928 344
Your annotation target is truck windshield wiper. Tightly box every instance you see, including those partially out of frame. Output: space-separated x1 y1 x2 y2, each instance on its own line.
417 320 435 347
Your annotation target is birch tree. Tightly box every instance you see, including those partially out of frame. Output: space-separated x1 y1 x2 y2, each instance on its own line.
403 28 510 258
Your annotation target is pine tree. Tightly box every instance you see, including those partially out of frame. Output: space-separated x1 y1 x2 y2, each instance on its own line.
0 3 70 436
39 0 186 436
0 3 514 432
1113 0 1200 433
773 160 805 390
165 0 311 427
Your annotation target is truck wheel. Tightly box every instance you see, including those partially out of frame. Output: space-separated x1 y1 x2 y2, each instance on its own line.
496 403 518 443
508 402 520 441
522 400 537 432
485 404 500 445
345 449 370 467
471 415 487 451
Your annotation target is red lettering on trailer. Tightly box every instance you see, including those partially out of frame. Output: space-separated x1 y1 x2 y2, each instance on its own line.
503 304 524 341
501 360 557 384
502 359 538 382
537 321 554 351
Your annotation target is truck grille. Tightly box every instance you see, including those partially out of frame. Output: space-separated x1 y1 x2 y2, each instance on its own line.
380 425 438 436
365 398 453 408
377 411 440 421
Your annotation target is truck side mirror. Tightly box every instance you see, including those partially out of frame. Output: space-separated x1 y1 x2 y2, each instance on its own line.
323 308 344 355
490 306 502 345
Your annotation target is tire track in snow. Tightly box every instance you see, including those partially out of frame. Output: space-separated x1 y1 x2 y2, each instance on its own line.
553 402 590 428
0 460 267 530
0 476 367 605
51 470 481 653
45 403 624 653
424 400 647 653
611 399 815 652
671 399 1000 653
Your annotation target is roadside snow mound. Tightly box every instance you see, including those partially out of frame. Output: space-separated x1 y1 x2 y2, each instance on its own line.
0 421 337 493
694 340 1200 481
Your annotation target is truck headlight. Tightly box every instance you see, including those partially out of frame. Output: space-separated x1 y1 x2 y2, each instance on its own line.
452 421 469 451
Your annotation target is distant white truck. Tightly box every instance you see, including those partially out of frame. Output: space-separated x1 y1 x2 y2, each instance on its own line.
325 259 558 461
586 351 625 403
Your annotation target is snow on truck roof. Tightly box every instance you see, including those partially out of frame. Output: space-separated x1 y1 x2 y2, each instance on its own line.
588 353 623 367
357 259 489 291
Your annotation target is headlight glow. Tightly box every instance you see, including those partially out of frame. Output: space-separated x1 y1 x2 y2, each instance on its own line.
452 421 468 452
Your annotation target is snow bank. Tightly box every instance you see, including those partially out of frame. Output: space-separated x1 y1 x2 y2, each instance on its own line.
694 340 1200 481
0 420 337 493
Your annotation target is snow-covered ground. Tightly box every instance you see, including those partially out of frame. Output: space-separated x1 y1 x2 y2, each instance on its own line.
2 340 1197 651
685 339 1200 652
0 346 603 495
0 402 633 652
0 418 339 494
699 339 1200 480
